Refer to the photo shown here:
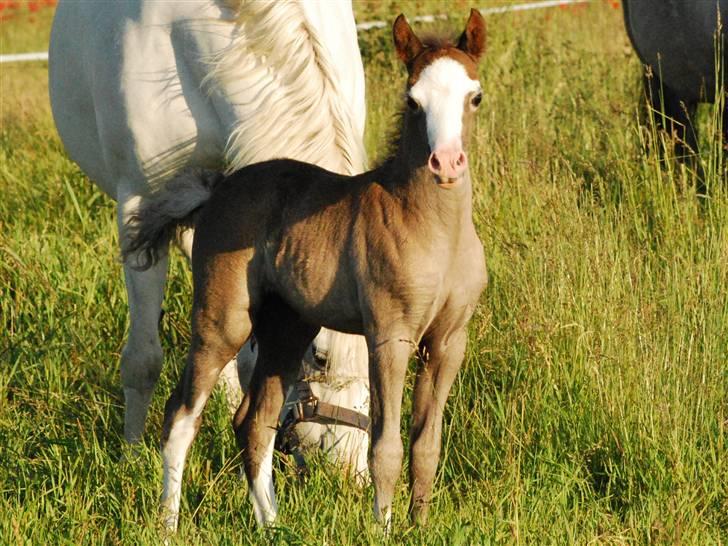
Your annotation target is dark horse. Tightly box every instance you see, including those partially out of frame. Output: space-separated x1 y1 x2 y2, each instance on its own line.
623 0 728 188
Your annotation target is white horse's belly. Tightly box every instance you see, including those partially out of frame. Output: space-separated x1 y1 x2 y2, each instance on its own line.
50 0 366 195
49 2 110 194
118 19 226 189
50 0 228 197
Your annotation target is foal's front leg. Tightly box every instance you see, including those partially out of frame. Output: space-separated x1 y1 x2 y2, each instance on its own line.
409 327 467 524
367 338 412 528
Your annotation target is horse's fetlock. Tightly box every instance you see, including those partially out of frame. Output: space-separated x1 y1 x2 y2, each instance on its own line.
409 496 431 525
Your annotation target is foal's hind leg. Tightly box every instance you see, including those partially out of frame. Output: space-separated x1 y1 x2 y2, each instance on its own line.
408 327 467 524
233 297 319 526
159 284 252 531
175 227 249 413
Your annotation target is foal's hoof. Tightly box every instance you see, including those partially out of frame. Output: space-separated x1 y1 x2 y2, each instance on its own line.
158 507 179 539
374 502 393 536
409 501 430 526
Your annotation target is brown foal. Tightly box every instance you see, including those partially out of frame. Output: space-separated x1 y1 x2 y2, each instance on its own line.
124 9 488 531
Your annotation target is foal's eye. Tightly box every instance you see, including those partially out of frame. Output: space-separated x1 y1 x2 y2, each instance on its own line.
406 95 420 112
471 92 483 109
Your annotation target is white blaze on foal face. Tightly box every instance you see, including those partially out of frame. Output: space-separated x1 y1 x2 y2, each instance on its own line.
409 57 482 181
393 10 486 184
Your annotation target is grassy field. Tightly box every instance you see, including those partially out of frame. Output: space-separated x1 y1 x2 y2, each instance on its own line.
1 2 727 544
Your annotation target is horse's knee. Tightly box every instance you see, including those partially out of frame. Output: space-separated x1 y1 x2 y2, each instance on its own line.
370 433 403 484
120 337 164 392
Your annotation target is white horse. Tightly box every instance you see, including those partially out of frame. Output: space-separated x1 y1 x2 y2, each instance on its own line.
48 0 369 476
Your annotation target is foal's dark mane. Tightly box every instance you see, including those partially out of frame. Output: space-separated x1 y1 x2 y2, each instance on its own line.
378 109 408 166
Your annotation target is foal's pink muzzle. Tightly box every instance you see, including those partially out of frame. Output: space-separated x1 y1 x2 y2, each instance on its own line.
428 147 468 185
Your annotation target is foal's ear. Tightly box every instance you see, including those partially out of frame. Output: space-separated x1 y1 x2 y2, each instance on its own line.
456 8 486 61
393 14 423 66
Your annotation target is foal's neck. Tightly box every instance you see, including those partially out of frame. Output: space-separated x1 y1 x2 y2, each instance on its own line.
375 116 474 227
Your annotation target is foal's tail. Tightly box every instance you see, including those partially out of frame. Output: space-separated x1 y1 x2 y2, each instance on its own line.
121 169 224 270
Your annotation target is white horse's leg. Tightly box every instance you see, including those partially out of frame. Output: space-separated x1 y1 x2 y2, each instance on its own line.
121 262 168 443
234 341 257 399
218 362 244 413
314 330 370 479
119 196 169 444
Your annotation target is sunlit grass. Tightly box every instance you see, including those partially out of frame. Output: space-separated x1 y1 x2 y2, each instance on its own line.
1 3 727 544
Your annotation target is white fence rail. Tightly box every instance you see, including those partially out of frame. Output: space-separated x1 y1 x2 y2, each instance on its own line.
0 0 593 64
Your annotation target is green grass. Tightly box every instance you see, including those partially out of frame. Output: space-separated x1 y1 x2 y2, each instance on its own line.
2 3 727 544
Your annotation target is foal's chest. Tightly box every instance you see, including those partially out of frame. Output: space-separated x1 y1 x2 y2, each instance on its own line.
354 207 487 334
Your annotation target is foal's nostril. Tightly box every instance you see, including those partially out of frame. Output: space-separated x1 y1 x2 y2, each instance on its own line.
429 148 467 179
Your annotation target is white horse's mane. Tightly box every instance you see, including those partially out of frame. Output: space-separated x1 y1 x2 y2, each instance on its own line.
212 0 370 403
209 0 367 176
